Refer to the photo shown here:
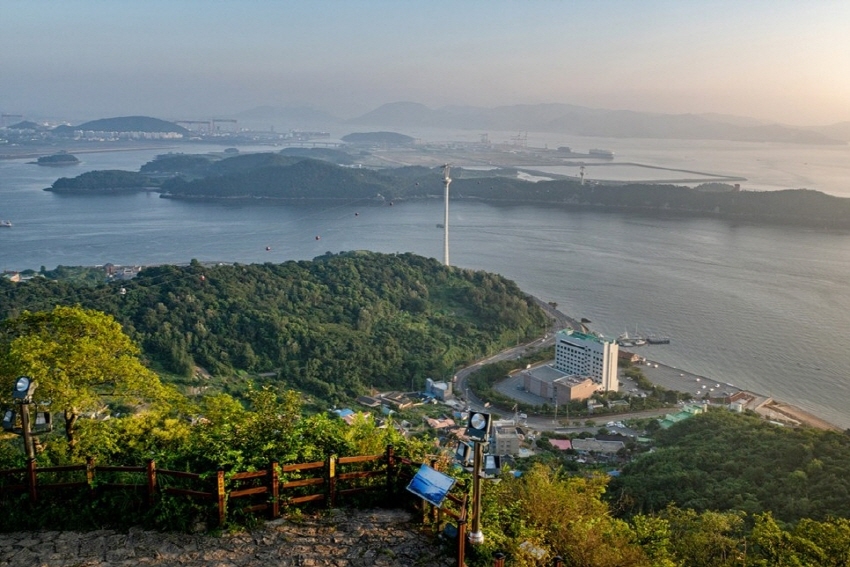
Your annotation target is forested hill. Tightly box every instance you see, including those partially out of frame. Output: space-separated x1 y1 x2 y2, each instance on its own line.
609 410 850 524
52 116 189 135
161 158 404 200
0 252 548 403
48 151 850 228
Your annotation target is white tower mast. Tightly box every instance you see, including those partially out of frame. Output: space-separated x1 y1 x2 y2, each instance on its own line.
442 164 452 266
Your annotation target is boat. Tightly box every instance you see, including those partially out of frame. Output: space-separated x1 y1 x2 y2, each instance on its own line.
616 331 639 347
617 328 647 347
588 148 614 159
646 334 671 344
0 220 11 228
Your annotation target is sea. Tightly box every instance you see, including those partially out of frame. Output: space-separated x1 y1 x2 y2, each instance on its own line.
2 136 850 428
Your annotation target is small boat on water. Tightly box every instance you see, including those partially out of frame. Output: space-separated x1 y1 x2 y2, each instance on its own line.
646 334 671 344
617 330 644 347
0 220 12 228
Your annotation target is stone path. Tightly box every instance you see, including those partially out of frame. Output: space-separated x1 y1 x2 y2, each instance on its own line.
0 508 456 567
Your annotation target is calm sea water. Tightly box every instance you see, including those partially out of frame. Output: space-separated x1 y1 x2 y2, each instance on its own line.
2 142 850 428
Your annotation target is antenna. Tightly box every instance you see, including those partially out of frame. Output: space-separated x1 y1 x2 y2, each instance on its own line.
442 164 452 266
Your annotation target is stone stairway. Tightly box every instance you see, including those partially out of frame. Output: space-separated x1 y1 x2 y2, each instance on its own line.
0 508 456 566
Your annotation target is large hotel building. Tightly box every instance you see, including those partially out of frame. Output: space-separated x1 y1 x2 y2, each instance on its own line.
554 329 619 393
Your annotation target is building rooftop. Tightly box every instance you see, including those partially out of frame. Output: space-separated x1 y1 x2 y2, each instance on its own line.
556 328 610 345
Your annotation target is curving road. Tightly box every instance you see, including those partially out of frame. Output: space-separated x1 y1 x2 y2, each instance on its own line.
454 296 674 433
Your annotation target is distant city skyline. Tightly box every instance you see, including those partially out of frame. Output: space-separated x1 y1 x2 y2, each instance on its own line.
3 1 849 126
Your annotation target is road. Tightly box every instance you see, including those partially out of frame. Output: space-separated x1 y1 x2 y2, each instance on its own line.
453 297 673 433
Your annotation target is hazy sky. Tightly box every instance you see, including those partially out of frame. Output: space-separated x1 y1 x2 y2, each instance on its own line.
3 0 849 125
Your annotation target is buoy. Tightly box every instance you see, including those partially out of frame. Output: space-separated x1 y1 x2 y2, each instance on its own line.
265 246 271 251
355 212 359 216
315 235 321 240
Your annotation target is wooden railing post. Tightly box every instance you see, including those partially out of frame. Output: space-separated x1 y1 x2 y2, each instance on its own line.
493 552 506 567
85 456 95 494
146 459 156 507
216 467 226 527
270 460 280 519
385 445 395 504
552 556 564 567
327 454 337 508
26 458 37 502
456 517 467 567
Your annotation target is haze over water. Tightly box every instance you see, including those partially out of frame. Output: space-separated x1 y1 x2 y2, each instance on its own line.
2 143 850 428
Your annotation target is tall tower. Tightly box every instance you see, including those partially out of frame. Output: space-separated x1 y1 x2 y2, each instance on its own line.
442 164 452 266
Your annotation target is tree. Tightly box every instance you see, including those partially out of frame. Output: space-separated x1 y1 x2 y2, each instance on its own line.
0 305 164 453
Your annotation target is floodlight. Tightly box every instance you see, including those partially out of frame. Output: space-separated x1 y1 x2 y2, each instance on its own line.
12 376 37 400
1 410 15 431
466 411 491 441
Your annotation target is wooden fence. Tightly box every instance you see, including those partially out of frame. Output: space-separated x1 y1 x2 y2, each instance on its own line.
0 446 472 567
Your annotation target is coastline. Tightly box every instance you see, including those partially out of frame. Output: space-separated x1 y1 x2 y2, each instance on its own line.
636 356 841 431
537 299 843 432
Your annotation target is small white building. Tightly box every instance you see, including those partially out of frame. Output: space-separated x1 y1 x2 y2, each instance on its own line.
492 424 522 456
425 378 453 401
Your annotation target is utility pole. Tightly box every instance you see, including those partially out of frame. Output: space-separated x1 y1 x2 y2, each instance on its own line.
442 164 452 266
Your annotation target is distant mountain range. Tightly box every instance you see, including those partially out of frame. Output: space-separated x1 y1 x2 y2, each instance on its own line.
346 102 846 145
231 106 341 131
33 103 849 144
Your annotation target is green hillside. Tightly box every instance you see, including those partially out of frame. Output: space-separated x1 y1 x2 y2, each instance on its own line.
0 252 548 402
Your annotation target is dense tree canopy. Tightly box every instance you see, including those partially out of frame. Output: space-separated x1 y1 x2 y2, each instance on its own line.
0 252 548 404
0 305 165 451
609 410 850 524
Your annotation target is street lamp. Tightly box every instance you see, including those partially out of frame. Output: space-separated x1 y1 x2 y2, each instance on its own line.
466 410 491 545
8 376 38 459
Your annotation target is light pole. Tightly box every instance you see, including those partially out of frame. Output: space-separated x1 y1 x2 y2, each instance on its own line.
11 376 38 459
465 411 491 545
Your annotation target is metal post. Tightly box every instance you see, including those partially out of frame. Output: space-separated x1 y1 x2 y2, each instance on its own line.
19 401 35 460
26 458 37 502
469 440 484 544
494 552 506 567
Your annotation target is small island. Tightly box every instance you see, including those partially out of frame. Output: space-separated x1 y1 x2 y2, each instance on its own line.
45 170 154 193
36 153 80 166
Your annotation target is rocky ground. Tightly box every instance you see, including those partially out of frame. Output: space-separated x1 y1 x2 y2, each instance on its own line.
0 508 456 567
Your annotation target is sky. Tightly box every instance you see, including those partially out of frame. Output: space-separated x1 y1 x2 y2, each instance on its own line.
2 0 849 125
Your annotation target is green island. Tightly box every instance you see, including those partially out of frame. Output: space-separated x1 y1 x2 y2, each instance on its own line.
3 253 850 565
36 153 80 166
44 151 850 230
46 169 154 193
